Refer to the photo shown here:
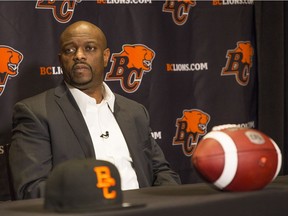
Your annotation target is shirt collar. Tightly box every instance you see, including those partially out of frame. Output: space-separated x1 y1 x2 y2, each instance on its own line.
102 82 115 112
66 82 115 113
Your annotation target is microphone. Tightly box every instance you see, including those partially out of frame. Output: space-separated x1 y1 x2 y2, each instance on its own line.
100 131 109 139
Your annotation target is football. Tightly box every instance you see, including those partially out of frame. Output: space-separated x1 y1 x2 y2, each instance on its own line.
192 125 282 191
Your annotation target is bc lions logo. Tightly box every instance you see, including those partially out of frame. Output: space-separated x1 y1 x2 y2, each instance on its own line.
162 0 196 26
0 46 23 96
173 109 210 156
105 44 155 93
221 41 254 86
35 0 82 23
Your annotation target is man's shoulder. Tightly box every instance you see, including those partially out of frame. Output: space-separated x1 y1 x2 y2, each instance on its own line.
114 93 142 106
114 93 148 116
16 84 64 106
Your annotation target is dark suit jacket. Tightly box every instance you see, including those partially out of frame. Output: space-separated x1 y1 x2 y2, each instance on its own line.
9 82 181 199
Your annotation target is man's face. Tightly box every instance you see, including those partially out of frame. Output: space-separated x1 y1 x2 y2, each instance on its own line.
59 25 110 91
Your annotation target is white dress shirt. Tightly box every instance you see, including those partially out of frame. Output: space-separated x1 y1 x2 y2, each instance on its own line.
67 82 139 190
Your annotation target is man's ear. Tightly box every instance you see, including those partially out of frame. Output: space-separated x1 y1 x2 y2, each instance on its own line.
103 48 110 67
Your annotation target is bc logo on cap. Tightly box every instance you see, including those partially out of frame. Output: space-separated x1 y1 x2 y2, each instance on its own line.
94 166 117 199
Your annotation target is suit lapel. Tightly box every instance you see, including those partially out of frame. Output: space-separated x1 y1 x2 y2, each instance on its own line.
54 83 95 158
113 95 150 187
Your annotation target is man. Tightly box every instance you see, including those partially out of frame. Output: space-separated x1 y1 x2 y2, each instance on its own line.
9 21 181 199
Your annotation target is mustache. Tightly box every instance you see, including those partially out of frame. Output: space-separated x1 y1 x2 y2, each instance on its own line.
72 62 92 71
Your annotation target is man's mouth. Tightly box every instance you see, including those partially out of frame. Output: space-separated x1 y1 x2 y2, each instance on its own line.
73 64 90 73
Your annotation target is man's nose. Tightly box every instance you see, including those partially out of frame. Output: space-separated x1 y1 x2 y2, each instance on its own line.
73 48 86 61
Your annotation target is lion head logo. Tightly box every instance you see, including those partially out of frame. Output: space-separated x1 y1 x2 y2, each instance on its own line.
173 109 210 156
234 42 253 66
119 45 155 72
0 46 23 96
221 41 254 86
182 110 210 135
105 44 155 93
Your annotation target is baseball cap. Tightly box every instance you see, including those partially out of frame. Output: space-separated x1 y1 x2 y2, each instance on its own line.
44 158 139 212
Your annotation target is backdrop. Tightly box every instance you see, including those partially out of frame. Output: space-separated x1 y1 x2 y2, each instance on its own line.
0 0 261 200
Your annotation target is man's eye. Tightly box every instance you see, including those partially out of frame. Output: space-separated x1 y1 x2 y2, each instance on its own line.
86 46 96 52
63 48 75 54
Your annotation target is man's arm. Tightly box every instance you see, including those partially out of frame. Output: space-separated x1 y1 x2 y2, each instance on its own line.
139 104 181 186
149 133 181 186
9 100 51 199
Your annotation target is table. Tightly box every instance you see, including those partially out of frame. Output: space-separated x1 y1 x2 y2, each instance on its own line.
0 175 287 216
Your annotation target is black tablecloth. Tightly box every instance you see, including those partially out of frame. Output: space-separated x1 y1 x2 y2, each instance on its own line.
1 175 287 216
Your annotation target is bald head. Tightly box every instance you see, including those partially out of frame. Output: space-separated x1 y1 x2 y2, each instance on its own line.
60 21 107 50
58 20 111 97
